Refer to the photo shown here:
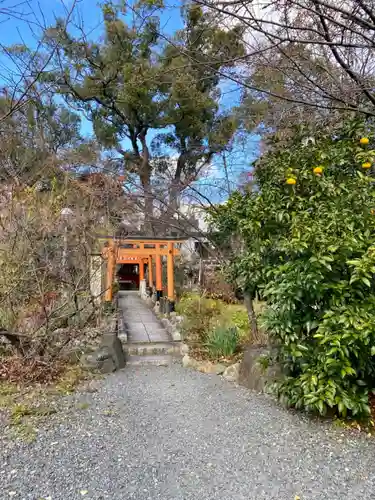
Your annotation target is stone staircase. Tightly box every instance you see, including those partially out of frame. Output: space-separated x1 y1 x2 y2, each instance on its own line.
125 341 181 357
117 291 182 366
124 341 182 366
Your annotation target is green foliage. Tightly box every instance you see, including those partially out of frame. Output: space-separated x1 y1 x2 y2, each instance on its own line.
176 291 254 348
48 0 244 223
210 119 375 418
0 92 82 186
226 308 249 338
205 325 239 358
177 292 221 342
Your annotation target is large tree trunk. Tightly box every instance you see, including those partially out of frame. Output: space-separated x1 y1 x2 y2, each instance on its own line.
138 130 154 234
169 179 180 216
141 174 154 234
166 153 184 230
244 292 262 345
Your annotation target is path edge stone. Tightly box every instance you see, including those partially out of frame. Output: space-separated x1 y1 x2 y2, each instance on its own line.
81 297 127 374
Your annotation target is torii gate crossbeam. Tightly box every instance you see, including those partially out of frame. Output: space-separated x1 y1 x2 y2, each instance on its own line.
100 236 185 311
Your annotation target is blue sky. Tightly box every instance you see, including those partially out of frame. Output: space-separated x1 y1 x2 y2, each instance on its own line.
0 0 259 200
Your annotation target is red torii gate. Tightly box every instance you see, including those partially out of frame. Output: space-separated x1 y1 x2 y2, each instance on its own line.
100 236 186 309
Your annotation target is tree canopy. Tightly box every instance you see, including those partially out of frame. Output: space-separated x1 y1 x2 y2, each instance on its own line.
196 0 375 137
47 0 244 231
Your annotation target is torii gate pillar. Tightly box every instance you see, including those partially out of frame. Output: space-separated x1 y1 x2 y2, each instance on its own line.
167 241 175 312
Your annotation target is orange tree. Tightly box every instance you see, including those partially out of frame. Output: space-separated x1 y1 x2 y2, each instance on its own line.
210 119 375 418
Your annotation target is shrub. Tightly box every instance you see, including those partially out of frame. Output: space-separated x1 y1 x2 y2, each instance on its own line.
205 325 239 359
176 292 264 353
219 305 249 340
177 293 221 343
203 270 238 303
211 119 375 418
228 308 249 337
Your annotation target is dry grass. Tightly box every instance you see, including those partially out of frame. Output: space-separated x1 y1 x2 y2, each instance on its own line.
0 361 92 441
0 355 66 384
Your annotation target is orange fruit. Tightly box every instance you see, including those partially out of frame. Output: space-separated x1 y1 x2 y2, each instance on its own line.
362 162 372 169
313 166 323 175
360 137 370 145
286 178 296 185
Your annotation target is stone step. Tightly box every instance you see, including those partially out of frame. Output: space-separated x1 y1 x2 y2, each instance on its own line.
126 354 174 366
124 341 181 357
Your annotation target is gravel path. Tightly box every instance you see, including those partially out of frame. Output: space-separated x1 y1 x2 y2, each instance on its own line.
1 363 375 500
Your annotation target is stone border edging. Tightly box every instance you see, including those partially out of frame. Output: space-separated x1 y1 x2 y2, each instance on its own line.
181 354 241 383
159 314 182 342
139 293 184 343
117 313 127 343
81 305 126 374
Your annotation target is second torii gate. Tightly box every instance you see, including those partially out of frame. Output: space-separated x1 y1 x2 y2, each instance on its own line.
100 236 186 311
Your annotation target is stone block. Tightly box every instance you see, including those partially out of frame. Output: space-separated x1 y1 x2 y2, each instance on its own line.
238 346 282 392
117 316 127 343
160 297 167 314
81 347 111 371
180 343 189 355
106 316 117 334
197 361 226 375
170 327 181 342
101 333 126 370
118 332 128 343
182 354 197 369
222 362 241 383
160 318 169 329
81 333 126 373
100 357 117 374
182 354 226 374
145 297 154 307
